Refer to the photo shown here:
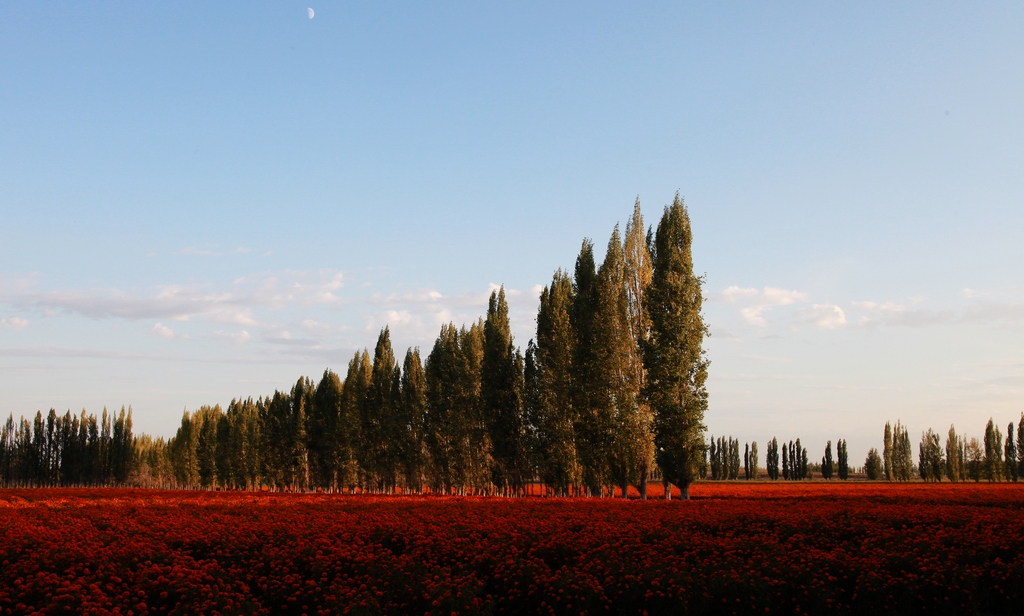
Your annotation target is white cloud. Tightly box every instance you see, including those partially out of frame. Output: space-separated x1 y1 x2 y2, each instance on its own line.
0 317 29 330
853 301 906 314
719 286 759 302
801 303 847 329
298 319 348 336
151 322 175 338
716 286 808 326
177 247 221 257
214 330 251 344
0 270 345 327
384 310 415 325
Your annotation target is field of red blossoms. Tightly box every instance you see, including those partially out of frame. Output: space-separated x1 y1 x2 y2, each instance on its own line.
1 483 1022 615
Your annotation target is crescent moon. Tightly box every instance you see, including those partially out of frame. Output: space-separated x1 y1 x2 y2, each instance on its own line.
308 8 314 19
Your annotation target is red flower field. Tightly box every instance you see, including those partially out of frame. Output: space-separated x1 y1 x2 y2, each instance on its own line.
1 483 1022 615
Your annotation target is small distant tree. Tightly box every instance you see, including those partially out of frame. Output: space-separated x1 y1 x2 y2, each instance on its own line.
865 448 882 480
750 441 759 480
1017 414 1024 481
766 437 779 480
918 428 943 482
836 439 849 480
782 444 789 480
709 437 719 480
945 425 963 482
966 438 983 482
880 421 888 478
983 419 1003 482
743 442 750 480
1004 421 1017 482
889 421 913 482
728 438 740 480
821 441 834 480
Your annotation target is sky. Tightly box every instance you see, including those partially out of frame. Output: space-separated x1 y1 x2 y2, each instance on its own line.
2 2 1023 463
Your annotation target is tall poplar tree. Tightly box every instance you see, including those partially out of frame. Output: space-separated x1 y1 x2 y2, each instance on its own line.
533 271 580 496
766 437 779 480
366 328 401 492
594 227 642 498
946 425 963 482
1017 414 1024 481
643 194 709 500
460 320 491 493
340 350 370 491
290 378 314 489
1005 421 1017 482
425 324 463 494
571 239 610 495
424 321 490 494
983 418 1003 482
400 348 427 493
883 422 893 481
865 448 882 480
310 369 344 490
836 439 848 480
482 287 528 495
623 200 656 498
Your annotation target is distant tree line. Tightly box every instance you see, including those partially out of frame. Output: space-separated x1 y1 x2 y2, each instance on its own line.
0 407 134 487
1 196 712 499
861 416 1023 482
699 436 850 482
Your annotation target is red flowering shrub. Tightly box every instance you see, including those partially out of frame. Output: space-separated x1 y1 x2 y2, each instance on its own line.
1 483 1021 615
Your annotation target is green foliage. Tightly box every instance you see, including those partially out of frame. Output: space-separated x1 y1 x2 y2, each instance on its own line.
623 200 655 499
883 422 893 481
424 322 491 494
966 437 983 482
864 448 883 480
836 439 848 480
571 239 612 495
821 441 834 480
399 348 427 492
983 418 1004 482
310 370 344 490
1017 415 1024 481
918 428 943 482
884 421 913 482
340 350 370 490
749 441 759 480
532 271 581 496
482 287 529 494
1005 421 1017 482
643 195 709 500
363 327 403 493
945 425 965 482
766 438 779 480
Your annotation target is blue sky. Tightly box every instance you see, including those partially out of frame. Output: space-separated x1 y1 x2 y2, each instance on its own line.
2 2 1022 461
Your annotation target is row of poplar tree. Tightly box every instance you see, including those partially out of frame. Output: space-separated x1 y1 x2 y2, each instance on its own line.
1 196 712 499
703 437 850 481
0 407 135 487
863 417 1024 482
